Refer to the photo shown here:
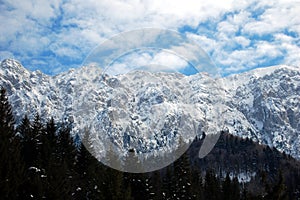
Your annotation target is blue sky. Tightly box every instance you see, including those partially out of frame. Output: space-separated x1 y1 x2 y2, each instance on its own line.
0 0 299 76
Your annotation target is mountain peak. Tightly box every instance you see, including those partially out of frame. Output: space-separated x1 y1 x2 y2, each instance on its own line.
1 59 29 74
0 59 299 161
249 65 300 78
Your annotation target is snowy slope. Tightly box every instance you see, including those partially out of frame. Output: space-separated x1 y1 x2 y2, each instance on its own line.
226 66 300 157
1 59 300 160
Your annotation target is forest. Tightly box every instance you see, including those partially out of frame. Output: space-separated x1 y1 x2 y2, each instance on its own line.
1 87 300 200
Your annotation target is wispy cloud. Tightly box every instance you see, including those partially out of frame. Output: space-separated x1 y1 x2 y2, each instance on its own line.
0 0 299 75
107 50 189 75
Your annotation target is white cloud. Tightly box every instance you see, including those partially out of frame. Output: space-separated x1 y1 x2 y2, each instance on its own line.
255 41 283 58
242 0 300 35
274 33 295 43
152 51 188 70
281 43 300 66
4 0 60 20
187 34 218 54
217 21 238 34
0 0 300 75
107 50 188 75
234 36 251 47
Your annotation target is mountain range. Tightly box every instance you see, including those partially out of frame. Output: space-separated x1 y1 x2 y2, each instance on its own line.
0 58 299 161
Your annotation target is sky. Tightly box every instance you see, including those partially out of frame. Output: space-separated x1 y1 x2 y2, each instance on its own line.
0 0 300 76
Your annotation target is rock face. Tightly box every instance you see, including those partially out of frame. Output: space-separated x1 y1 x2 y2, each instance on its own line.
1 58 300 160
228 66 300 158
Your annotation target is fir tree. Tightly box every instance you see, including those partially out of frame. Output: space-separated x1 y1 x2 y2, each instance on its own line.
46 122 77 199
43 117 57 169
18 115 37 167
222 173 240 200
190 167 204 199
123 171 148 200
149 170 163 200
173 151 192 199
0 87 24 199
103 145 123 200
19 114 47 198
31 113 46 167
204 170 221 200
231 177 240 200
162 164 173 199
173 136 192 199
222 172 232 200
75 142 105 200
264 170 288 200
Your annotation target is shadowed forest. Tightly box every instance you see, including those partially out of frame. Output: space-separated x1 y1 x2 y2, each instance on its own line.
1 87 300 200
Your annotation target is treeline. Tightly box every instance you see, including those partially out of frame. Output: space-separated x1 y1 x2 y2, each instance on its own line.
1 87 299 199
192 132 300 197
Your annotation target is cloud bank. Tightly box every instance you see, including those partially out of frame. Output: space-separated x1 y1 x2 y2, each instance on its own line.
0 0 299 75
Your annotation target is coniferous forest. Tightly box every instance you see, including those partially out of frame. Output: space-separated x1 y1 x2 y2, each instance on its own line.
1 87 300 200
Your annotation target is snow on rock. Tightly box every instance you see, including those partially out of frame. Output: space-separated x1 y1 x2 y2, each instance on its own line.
1 58 300 160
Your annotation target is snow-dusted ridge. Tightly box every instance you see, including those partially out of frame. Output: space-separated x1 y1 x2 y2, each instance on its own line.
222 65 300 92
1 58 300 160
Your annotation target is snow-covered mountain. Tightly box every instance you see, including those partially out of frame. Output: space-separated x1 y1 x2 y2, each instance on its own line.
1 58 300 161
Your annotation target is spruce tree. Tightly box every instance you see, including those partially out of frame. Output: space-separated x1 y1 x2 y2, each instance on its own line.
43 117 57 169
46 122 77 199
222 172 232 200
31 113 44 163
0 87 24 199
204 170 221 200
264 170 288 200
149 170 163 200
103 145 123 200
162 164 173 199
173 136 192 200
18 114 47 198
231 177 240 200
18 115 37 167
173 153 192 199
123 171 148 200
75 142 105 200
190 167 204 199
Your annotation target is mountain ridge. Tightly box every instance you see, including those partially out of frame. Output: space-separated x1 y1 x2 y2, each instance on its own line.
1 58 299 160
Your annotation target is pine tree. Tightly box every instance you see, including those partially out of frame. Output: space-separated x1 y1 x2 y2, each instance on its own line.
0 87 24 199
75 142 105 200
162 164 173 199
222 172 232 200
75 128 108 199
173 136 192 200
122 149 148 199
231 177 240 200
204 170 221 200
123 171 148 200
34 117 58 197
18 114 48 198
241 187 248 200
32 113 44 165
190 167 204 199
173 153 192 199
264 170 288 200
103 145 123 200
221 174 240 200
18 115 37 167
149 170 163 200
43 117 57 169
46 122 77 199
17 115 31 141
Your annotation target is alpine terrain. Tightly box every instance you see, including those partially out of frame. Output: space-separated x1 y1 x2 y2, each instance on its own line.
0 58 299 161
